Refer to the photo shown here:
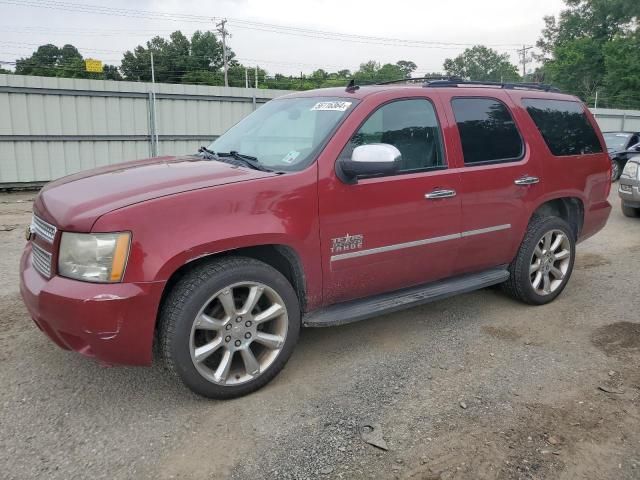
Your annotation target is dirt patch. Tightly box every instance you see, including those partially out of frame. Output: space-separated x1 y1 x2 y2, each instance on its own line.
482 325 522 341
399 395 638 480
0 294 29 333
576 253 611 269
592 322 640 359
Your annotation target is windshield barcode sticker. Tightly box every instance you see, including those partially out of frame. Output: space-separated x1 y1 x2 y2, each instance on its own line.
281 150 300 164
311 101 352 112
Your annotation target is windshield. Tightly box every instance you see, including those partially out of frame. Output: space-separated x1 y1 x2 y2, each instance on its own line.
603 132 630 151
208 97 358 171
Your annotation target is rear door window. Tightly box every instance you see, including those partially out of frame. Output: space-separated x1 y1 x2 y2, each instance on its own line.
522 99 603 156
451 97 524 165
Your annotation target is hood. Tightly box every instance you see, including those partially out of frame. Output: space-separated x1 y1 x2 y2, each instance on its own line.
34 156 275 231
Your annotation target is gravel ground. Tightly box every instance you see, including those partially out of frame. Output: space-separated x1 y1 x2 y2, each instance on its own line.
0 188 639 480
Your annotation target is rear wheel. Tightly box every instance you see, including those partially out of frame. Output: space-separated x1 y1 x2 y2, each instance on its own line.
503 216 575 305
159 257 300 399
621 203 639 218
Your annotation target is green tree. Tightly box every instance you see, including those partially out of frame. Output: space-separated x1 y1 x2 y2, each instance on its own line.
353 60 380 83
15 43 121 80
16 44 75 77
120 30 231 84
375 63 404 82
351 60 418 84
536 0 638 104
396 60 417 77
102 64 122 81
443 45 520 82
603 31 640 108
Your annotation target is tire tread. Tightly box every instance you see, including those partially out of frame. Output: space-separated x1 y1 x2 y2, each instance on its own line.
157 256 299 398
503 215 574 305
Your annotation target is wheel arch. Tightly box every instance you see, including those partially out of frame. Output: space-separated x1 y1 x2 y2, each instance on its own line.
157 244 308 318
530 196 584 240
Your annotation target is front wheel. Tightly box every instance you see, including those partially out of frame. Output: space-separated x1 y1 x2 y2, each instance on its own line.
159 257 300 399
503 216 576 305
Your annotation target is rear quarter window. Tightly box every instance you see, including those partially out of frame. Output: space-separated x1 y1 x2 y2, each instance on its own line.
522 99 603 156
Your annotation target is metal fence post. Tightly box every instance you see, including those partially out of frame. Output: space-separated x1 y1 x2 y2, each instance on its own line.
147 91 157 157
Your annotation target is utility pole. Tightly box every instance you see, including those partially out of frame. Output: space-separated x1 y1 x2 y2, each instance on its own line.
255 65 258 88
245 68 248 89
216 19 230 87
517 45 533 80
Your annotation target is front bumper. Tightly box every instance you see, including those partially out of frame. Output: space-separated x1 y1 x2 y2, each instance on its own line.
20 243 165 366
618 183 640 208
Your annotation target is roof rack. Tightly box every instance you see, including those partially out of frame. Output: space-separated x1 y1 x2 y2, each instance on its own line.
376 76 559 92
376 76 451 85
425 78 559 92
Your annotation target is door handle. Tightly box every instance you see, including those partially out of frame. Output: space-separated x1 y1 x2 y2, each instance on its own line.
425 189 457 199
514 175 540 186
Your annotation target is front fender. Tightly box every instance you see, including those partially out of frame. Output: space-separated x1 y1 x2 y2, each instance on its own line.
154 234 304 280
91 169 322 305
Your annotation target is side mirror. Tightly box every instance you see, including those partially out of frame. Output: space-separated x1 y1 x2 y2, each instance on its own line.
337 144 401 183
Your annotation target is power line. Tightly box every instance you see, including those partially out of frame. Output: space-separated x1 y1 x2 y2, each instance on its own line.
225 18 524 48
0 0 532 48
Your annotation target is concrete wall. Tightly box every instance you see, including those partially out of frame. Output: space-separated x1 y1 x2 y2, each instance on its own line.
590 108 640 133
0 74 291 186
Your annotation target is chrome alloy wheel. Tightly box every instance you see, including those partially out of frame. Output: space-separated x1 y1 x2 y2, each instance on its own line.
189 282 288 386
529 229 571 296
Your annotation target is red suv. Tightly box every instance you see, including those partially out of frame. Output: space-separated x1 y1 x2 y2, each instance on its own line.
20 79 612 398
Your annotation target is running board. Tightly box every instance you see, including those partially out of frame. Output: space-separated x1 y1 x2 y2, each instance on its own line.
303 267 509 327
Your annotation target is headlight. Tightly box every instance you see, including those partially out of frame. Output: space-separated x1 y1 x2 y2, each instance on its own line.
622 161 639 179
58 232 131 283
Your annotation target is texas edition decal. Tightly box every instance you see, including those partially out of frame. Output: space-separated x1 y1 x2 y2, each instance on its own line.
331 234 364 253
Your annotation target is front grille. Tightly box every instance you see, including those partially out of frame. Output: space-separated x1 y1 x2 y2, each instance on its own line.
31 243 52 278
31 215 57 243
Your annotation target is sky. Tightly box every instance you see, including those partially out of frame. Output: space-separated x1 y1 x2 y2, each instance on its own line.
0 0 567 77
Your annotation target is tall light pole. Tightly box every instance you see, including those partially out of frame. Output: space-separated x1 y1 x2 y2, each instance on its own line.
216 19 230 87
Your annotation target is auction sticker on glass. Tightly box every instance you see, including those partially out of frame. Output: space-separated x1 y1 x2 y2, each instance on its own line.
311 101 352 111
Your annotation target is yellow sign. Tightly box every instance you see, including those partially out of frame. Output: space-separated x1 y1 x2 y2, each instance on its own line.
85 59 103 73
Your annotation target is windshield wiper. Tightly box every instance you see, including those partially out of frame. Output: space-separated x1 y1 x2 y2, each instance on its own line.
197 146 217 159
216 151 271 172
196 147 273 172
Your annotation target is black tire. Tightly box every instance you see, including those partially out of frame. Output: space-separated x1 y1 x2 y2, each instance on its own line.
158 256 300 399
621 203 639 218
611 159 622 182
503 216 576 305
